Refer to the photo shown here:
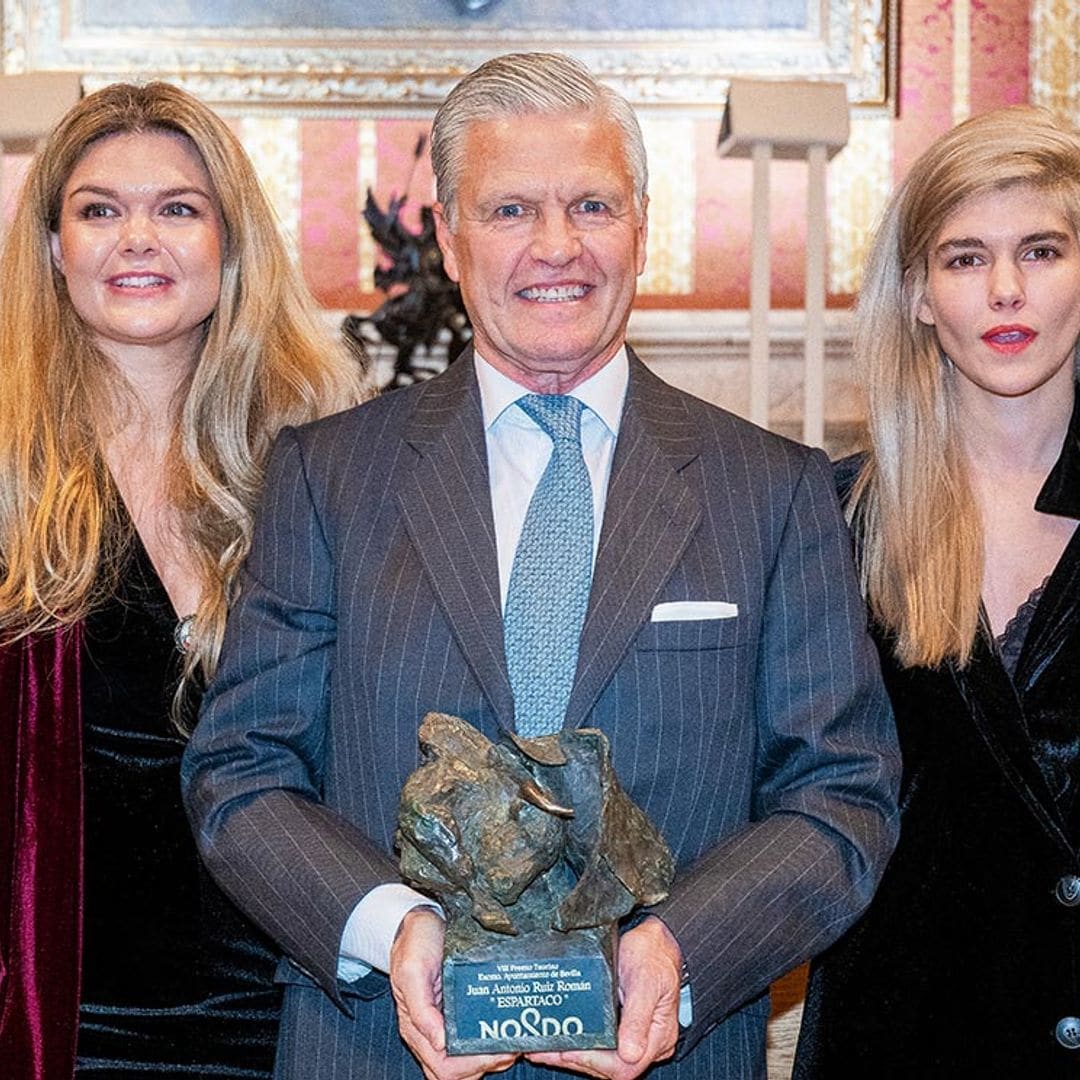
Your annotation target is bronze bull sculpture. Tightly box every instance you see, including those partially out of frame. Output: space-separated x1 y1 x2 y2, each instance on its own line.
397 712 674 937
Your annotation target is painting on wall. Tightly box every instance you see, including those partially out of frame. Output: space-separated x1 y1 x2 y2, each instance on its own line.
3 0 892 110
81 0 811 34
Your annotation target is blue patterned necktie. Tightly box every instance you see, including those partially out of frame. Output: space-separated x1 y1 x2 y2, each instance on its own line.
504 394 594 737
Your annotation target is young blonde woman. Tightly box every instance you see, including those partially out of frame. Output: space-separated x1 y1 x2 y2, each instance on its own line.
0 83 364 1078
795 107 1080 1076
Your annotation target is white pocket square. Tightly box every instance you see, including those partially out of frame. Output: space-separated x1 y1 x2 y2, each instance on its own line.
650 600 738 622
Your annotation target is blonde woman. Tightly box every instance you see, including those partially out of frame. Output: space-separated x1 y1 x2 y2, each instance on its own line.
0 82 364 1078
795 107 1080 1076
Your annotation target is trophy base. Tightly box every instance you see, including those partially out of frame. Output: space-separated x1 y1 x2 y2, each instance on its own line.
443 924 617 1055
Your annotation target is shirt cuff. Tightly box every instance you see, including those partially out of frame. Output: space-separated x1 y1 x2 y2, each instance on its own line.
337 883 444 981
679 980 693 1027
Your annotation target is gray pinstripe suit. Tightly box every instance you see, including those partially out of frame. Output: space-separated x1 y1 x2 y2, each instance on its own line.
182 349 899 1079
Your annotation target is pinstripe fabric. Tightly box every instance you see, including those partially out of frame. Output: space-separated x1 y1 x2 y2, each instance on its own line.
183 350 899 1079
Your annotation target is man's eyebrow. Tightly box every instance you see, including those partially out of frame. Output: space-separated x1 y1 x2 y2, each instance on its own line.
475 190 528 204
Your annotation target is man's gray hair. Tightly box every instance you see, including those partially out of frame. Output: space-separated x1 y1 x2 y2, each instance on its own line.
431 52 648 225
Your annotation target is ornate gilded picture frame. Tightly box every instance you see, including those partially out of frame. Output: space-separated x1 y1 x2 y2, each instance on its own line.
3 0 893 112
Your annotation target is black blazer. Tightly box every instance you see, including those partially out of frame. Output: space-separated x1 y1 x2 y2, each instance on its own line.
796 401 1080 1077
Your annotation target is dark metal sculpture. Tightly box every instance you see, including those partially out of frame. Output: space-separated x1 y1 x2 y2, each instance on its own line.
343 137 471 389
399 716 573 936
398 713 675 1054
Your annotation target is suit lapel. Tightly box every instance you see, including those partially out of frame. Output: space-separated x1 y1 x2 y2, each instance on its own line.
396 354 516 729
396 350 703 733
954 633 1074 857
565 351 702 728
963 525 1080 857
1014 525 1080 696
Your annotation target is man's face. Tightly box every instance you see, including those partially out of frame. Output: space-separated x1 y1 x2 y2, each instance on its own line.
435 110 648 393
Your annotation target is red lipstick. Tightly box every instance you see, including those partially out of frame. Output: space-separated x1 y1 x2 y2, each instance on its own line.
981 324 1037 354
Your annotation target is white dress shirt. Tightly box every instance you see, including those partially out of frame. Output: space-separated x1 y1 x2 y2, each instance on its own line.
479 349 627 609
338 348 627 980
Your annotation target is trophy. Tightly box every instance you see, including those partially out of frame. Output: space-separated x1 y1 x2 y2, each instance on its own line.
397 713 675 1055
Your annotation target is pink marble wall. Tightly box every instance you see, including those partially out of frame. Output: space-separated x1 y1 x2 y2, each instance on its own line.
300 120 361 312
969 0 1030 112
893 0 956 185
893 0 1030 182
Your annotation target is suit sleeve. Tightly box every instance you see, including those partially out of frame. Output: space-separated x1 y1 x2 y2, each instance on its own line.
182 426 396 1007
653 447 900 1051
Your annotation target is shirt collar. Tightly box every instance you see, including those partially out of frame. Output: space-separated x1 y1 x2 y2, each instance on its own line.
475 347 628 438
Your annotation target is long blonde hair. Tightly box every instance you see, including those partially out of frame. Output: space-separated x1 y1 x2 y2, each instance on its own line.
0 81 365 696
850 105 1080 668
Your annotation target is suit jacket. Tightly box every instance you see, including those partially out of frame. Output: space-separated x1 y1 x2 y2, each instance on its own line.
796 412 1080 1077
183 350 899 1079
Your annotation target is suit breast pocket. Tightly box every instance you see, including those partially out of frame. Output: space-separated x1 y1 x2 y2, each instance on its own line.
635 617 746 652
606 615 756 849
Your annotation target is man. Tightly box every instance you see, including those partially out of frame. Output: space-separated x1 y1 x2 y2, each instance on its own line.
183 52 898 1080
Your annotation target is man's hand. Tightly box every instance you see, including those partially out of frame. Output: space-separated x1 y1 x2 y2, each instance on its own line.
526 915 683 1079
390 907 519 1080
